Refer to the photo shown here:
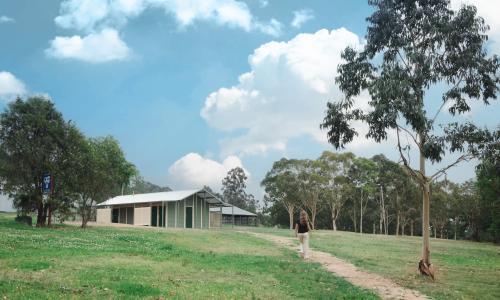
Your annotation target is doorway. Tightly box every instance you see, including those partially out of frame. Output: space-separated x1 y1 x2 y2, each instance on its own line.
185 207 193 228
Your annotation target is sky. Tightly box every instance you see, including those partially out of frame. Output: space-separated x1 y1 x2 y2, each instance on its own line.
0 0 498 202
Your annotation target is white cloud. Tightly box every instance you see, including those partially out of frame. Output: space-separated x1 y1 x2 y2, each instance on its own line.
201 28 373 156
254 18 282 37
259 0 269 8
449 0 500 54
46 28 131 63
0 16 14 23
0 71 27 101
291 9 314 29
54 0 282 36
167 152 248 192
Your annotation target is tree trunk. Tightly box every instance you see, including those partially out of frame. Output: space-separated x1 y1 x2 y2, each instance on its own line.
379 185 384 234
47 205 52 227
410 221 414 236
454 218 458 240
360 191 363 234
396 213 400 237
81 199 93 228
287 205 295 230
395 193 400 236
36 202 44 227
419 154 434 279
331 207 338 231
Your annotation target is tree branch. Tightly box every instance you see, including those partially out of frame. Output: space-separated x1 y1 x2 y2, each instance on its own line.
396 127 422 183
396 123 420 150
430 154 473 181
431 72 465 123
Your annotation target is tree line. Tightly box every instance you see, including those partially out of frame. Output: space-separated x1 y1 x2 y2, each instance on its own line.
261 151 499 243
0 96 167 227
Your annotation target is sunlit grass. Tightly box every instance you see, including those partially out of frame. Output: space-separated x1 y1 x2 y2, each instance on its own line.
0 213 378 299
243 226 500 300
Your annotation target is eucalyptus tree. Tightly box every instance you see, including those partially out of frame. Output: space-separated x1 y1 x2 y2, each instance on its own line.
222 167 249 209
321 0 499 277
475 147 500 242
261 159 301 229
318 151 355 230
297 159 327 230
77 136 136 228
348 157 377 233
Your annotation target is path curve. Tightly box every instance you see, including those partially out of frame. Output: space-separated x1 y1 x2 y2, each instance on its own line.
246 232 430 300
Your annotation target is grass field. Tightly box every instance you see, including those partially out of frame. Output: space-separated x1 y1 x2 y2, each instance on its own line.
244 226 500 300
0 213 378 300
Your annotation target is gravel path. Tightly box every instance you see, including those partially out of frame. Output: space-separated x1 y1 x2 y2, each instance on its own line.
247 232 430 300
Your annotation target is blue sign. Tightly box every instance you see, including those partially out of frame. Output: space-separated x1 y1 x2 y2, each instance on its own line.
42 173 52 194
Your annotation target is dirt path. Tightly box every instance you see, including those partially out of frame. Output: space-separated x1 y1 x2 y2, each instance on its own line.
247 232 430 300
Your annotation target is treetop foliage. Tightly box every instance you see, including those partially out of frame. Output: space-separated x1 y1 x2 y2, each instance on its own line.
321 0 499 167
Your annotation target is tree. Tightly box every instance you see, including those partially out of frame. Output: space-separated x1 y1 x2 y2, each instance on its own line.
321 0 499 277
222 167 249 209
0 97 84 227
125 175 171 194
318 151 355 230
297 159 327 230
261 159 301 229
77 136 136 228
475 146 500 242
348 157 377 233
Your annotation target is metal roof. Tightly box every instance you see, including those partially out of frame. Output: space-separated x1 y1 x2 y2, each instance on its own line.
210 205 257 216
97 188 227 207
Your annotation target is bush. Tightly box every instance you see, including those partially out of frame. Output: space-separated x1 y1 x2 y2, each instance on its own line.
15 215 32 226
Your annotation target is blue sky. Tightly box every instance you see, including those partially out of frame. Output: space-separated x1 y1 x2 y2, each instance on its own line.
0 0 498 200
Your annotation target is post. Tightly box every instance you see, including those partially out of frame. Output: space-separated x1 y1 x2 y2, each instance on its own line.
220 206 222 228
232 205 234 228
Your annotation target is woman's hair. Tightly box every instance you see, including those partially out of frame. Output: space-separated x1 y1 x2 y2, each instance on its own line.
300 210 308 225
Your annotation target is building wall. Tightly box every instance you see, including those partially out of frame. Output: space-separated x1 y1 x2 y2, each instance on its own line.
97 196 214 229
96 208 111 224
0 194 15 212
210 212 221 228
203 200 209 228
134 206 151 226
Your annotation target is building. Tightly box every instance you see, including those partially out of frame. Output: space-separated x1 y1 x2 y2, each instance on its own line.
210 205 257 227
96 188 227 229
0 194 15 212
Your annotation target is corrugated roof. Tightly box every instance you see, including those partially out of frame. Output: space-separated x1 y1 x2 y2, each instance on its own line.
209 205 257 216
97 189 226 206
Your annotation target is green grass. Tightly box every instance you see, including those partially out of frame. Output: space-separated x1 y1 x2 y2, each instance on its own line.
243 226 500 300
0 213 378 300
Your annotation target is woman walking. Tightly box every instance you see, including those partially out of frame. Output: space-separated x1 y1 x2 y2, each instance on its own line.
295 210 312 259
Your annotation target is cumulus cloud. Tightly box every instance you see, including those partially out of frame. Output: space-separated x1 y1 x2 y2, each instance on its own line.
259 0 269 8
0 71 27 101
201 28 374 156
46 28 131 63
54 0 282 36
450 0 500 54
167 153 248 192
0 16 14 23
291 9 314 29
